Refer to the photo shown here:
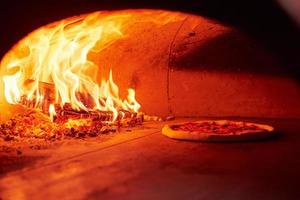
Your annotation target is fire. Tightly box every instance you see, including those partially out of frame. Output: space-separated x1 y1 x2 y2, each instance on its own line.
0 10 185 124
0 12 142 122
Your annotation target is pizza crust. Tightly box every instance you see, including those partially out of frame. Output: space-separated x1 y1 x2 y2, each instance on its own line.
162 120 275 142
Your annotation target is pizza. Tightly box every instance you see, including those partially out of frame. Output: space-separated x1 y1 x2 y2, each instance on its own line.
162 120 275 142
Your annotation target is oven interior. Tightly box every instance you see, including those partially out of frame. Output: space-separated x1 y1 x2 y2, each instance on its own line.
0 1 299 199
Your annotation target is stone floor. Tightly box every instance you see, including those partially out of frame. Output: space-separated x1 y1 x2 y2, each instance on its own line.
0 118 300 200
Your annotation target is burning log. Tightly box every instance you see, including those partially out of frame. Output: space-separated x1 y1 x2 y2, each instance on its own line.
53 103 112 121
57 110 114 122
54 105 143 125
14 78 145 129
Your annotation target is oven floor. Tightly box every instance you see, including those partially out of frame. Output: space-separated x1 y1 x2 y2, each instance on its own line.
1 118 300 199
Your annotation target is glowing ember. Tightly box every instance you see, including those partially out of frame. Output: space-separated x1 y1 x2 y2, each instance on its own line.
1 12 142 122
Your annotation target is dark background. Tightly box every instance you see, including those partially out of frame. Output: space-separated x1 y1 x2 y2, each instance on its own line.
0 0 299 78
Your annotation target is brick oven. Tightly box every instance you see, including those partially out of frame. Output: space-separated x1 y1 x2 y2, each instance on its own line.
0 1 299 199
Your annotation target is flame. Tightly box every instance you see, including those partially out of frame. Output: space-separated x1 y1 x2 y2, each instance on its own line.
3 71 21 104
0 10 185 122
0 12 141 122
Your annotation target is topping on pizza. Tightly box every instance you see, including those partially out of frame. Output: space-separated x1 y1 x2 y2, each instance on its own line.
171 121 264 134
162 120 275 142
